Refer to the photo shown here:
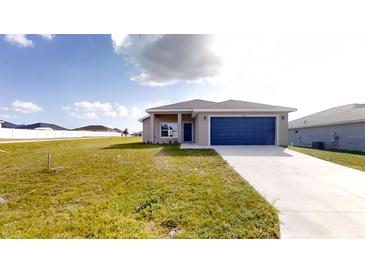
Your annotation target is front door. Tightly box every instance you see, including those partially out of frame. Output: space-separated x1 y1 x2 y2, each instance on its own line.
183 123 193 142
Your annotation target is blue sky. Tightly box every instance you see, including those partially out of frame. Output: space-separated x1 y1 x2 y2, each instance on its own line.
0 34 203 131
1 34 364 132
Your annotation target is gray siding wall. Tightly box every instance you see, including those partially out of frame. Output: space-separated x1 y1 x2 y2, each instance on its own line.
289 122 365 152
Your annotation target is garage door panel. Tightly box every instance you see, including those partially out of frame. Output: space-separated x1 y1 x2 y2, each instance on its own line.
210 117 276 145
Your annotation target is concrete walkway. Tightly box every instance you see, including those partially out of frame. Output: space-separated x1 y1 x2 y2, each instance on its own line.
214 145 365 238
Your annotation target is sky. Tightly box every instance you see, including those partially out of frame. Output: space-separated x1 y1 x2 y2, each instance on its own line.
1 33 364 132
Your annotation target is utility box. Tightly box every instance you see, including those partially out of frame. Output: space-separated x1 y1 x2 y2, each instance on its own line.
312 141 325 150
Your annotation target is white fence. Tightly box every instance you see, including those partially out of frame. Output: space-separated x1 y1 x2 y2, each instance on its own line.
0 128 121 139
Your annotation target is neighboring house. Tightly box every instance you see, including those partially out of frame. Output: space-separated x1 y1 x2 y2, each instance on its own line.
139 99 296 146
0 120 19 129
34 127 54 130
289 104 365 152
0 120 4 128
17 122 69 130
132 131 143 137
73 125 115 132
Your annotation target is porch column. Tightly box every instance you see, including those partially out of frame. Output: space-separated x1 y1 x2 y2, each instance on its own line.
177 113 182 143
150 113 155 143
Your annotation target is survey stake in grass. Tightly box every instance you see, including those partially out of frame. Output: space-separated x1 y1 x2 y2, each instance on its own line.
0 137 279 238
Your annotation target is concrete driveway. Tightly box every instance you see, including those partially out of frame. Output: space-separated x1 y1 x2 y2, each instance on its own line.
214 146 365 238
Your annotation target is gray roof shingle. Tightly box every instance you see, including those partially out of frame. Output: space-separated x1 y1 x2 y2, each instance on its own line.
147 99 216 111
200 99 295 110
147 99 295 112
289 103 365 129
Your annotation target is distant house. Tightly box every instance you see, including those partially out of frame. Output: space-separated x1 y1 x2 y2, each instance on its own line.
17 122 69 130
139 99 296 146
0 120 4 128
34 127 54 130
73 125 115 132
132 131 143 136
0 120 19 129
289 104 365 152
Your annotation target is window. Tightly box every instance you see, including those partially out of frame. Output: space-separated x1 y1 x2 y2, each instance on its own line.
161 123 178 138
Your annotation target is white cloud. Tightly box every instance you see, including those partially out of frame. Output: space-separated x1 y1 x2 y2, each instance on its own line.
74 101 113 113
64 101 139 119
4 34 55 47
9 100 42 113
111 34 129 53
71 112 97 120
117 105 129 117
192 33 365 121
4 34 34 48
130 106 142 117
39 34 54 40
112 34 229 86
103 111 118 118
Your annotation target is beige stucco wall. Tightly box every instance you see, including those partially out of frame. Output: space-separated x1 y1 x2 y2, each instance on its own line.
142 117 151 143
194 112 289 146
142 114 194 144
142 112 290 146
279 112 289 146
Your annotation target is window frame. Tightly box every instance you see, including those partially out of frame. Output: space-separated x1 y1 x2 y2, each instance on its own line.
160 122 178 139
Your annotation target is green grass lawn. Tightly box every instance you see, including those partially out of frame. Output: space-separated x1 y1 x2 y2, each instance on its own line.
0 137 279 239
289 146 365 172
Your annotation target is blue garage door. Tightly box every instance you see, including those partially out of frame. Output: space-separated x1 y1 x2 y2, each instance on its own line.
210 117 276 145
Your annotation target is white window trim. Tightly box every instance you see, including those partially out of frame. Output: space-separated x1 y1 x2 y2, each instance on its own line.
207 114 279 146
183 122 194 143
159 122 178 139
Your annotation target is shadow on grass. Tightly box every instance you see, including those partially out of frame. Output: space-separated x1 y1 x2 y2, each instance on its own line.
103 142 165 150
102 142 217 157
327 149 365 156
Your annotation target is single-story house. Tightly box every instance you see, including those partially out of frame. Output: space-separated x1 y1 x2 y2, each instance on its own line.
289 103 365 152
132 131 143 137
139 99 296 146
